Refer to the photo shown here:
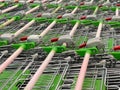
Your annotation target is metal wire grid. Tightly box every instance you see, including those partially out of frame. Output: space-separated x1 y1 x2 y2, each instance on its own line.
0 2 16 10
70 23 120 90
111 27 120 45
36 21 104 90
37 23 89 49
0 53 31 89
0 20 90 90
103 26 120 90
0 0 119 90
58 54 107 90
0 6 29 24
106 64 120 90
0 58 30 90
81 22 118 90
0 7 42 34
0 21 84 90
0 2 28 13
5 19 106 89
4 52 69 90
58 16 119 90
0 47 46 90
0 2 61 34
0 5 78 43
0 0 111 36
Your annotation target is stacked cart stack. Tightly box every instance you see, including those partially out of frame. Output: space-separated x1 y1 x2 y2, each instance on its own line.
0 0 120 90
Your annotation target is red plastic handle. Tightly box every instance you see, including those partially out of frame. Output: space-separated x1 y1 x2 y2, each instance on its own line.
105 17 112 21
79 43 86 48
30 0 34 3
20 36 28 41
36 13 42 17
14 0 19 3
51 38 59 42
80 16 86 20
57 15 62 19
116 4 120 6
80 2 84 5
98 4 103 7
113 45 120 51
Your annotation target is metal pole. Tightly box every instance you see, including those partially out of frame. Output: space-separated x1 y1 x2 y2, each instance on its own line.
24 49 56 90
75 21 103 90
75 52 91 90
1 4 19 14
0 18 15 28
71 6 78 14
51 5 61 14
57 0 63 3
0 46 24 73
39 20 57 37
69 21 79 37
116 7 119 16
93 6 99 15
0 3 5 8
25 5 40 15
96 21 103 38
14 19 35 37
